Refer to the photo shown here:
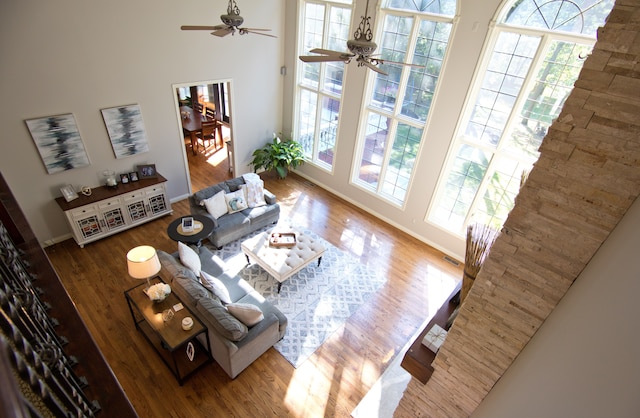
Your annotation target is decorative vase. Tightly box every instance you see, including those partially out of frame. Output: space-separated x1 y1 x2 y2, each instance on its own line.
103 170 117 188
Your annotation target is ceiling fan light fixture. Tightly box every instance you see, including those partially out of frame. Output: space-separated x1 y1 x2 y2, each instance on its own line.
181 0 276 39
298 0 422 76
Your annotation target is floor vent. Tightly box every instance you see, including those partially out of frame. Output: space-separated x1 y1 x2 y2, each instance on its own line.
443 256 460 266
303 180 316 188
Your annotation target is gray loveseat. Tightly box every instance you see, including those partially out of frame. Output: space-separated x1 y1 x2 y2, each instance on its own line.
157 246 287 379
189 176 280 249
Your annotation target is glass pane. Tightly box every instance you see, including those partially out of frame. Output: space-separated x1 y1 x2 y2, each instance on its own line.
464 32 540 147
381 123 423 201
298 89 318 158
380 15 412 62
321 6 351 95
401 20 452 122
301 3 325 89
506 40 592 158
502 0 615 36
318 96 339 166
358 112 390 188
473 156 531 229
430 144 492 232
384 0 456 16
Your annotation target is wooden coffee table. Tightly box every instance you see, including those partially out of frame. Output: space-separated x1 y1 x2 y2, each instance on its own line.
167 214 214 247
241 228 325 293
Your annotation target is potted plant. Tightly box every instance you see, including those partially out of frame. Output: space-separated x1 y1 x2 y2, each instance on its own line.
250 133 305 179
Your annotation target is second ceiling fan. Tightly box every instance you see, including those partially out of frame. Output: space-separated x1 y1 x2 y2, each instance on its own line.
181 0 276 38
299 0 421 76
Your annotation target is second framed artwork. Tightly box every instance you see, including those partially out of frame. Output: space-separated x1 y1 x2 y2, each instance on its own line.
101 104 150 159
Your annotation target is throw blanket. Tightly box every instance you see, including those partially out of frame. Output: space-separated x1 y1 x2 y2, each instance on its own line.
242 173 266 207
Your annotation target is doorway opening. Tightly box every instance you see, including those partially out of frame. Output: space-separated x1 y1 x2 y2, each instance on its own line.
173 79 235 193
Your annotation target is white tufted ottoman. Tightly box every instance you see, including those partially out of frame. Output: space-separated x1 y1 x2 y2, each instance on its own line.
241 228 325 293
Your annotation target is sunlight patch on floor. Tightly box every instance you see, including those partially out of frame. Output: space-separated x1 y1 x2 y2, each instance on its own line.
204 147 228 167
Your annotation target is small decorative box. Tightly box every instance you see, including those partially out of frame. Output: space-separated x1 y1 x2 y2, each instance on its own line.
421 324 448 353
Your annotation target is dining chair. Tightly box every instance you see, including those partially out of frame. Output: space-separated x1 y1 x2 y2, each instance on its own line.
205 107 215 120
196 120 218 152
194 102 203 114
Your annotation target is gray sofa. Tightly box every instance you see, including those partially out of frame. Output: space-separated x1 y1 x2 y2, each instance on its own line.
189 176 280 248
157 245 287 379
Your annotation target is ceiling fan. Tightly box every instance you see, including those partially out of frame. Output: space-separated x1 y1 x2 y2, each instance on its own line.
181 0 276 38
299 0 422 76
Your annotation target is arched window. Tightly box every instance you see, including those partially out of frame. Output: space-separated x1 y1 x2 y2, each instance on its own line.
352 0 457 204
429 0 614 234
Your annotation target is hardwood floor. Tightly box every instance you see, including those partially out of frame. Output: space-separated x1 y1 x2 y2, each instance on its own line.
45 154 462 417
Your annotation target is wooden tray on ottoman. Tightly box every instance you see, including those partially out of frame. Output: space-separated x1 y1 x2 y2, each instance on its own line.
269 232 296 247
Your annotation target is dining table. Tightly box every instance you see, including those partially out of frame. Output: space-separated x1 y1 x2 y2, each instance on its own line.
179 106 223 155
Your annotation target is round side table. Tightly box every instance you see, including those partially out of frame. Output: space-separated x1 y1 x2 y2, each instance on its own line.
167 214 215 247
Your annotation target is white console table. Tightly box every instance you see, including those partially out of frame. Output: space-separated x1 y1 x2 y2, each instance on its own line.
55 174 173 247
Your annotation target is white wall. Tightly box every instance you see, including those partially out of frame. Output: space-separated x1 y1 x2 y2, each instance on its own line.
472 194 640 417
0 0 284 245
285 0 504 261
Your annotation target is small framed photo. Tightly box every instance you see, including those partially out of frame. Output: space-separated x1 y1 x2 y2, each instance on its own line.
60 184 79 202
120 173 130 184
129 171 139 182
137 164 157 179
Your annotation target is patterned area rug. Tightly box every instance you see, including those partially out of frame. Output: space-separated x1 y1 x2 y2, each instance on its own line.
209 225 387 368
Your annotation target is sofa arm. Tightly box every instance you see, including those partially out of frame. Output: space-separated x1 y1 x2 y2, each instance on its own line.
234 312 279 349
263 189 276 205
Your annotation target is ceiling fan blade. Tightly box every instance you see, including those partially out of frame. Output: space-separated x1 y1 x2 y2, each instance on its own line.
299 55 349 63
371 57 425 69
362 60 388 76
239 28 272 32
211 28 233 37
181 25 223 31
241 29 277 38
308 48 351 57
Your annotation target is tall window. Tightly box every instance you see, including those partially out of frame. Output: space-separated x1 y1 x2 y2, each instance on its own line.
296 0 353 170
353 0 457 204
429 0 614 234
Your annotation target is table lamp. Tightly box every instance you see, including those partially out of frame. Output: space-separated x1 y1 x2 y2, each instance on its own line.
126 245 161 289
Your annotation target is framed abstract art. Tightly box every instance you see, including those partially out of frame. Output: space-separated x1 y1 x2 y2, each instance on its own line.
25 113 91 174
101 104 150 158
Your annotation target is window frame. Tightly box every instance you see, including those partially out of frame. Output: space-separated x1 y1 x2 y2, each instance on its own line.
350 6 458 207
294 0 354 173
427 1 609 236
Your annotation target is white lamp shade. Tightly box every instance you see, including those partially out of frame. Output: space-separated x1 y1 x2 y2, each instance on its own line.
126 246 161 280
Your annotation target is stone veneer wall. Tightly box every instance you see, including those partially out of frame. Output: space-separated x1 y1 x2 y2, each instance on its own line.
399 1 640 416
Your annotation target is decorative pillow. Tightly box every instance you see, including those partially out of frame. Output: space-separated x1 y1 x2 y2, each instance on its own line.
227 303 264 327
200 271 231 304
224 189 248 213
178 241 201 277
239 183 266 208
203 190 228 219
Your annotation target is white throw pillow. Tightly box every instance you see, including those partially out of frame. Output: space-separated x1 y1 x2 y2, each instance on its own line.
227 303 264 326
224 189 248 214
200 271 231 304
203 190 228 219
178 241 201 277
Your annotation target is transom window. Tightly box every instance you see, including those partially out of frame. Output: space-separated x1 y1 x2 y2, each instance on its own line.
352 0 456 205
296 0 353 170
429 0 614 234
